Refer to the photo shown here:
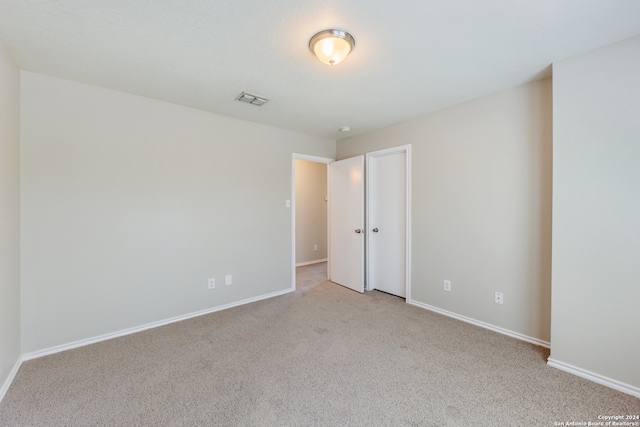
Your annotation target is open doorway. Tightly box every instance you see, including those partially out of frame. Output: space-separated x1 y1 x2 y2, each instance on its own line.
291 154 333 290
295 159 328 266
295 262 328 291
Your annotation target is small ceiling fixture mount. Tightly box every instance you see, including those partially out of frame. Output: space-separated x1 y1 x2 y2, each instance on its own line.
309 29 355 65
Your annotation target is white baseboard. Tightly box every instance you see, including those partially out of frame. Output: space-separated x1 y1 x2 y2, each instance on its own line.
3 288 294 404
22 287 294 362
0 357 22 403
547 358 640 398
407 299 551 348
295 258 327 267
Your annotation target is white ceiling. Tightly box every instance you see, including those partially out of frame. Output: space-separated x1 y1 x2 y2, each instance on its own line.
1 0 640 140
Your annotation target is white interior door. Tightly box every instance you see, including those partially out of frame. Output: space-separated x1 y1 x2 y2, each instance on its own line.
329 156 365 293
367 148 408 297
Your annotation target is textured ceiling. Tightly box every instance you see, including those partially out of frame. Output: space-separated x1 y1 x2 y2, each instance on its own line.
1 0 640 140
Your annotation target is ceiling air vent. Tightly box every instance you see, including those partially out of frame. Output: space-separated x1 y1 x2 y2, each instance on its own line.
236 92 269 106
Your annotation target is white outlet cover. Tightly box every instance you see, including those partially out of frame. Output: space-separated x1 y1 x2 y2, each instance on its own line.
225 274 232 286
443 280 451 292
208 278 215 289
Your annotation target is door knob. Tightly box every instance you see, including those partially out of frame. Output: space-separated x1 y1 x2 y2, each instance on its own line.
372 228 379 232
355 229 362 233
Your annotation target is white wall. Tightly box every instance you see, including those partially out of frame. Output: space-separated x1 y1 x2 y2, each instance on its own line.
337 79 553 344
295 160 327 264
551 35 640 390
20 72 335 354
0 43 21 394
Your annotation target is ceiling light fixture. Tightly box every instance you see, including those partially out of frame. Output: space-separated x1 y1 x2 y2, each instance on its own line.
309 29 355 65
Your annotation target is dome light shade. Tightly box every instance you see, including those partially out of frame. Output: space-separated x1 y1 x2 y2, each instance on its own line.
309 29 355 65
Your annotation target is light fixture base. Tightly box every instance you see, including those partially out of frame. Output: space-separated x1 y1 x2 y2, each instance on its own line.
309 29 355 65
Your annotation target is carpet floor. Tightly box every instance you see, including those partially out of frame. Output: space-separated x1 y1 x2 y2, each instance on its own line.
1 262 638 426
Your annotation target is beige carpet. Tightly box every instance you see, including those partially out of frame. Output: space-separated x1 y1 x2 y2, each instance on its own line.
1 262 638 426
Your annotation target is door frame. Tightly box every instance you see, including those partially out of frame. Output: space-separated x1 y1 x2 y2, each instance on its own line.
365 144 412 299
291 154 334 290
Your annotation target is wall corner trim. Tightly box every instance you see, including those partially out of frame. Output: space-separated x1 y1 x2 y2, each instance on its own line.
0 357 23 404
21 288 294 362
407 299 550 348
547 358 640 398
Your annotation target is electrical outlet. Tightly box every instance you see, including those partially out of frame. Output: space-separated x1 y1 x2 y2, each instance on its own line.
208 278 215 289
443 280 452 292
314 244 318 251
495 291 504 305
225 274 232 286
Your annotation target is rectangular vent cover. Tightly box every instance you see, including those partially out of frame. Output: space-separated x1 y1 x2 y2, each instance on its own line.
236 92 269 106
